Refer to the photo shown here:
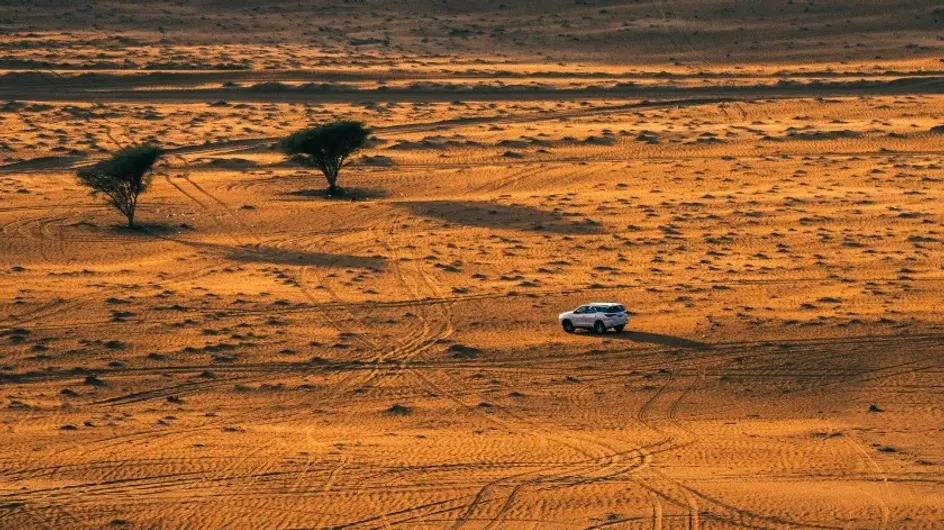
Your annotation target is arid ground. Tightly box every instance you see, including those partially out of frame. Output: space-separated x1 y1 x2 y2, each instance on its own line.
1 1 943 529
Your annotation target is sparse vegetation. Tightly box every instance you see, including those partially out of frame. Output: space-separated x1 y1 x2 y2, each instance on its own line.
1 5 942 528
385 404 412 415
280 121 370 196
76 144 162 228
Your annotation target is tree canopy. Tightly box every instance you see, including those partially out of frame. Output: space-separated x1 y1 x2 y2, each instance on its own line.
280 121 370 195
76 144 162 228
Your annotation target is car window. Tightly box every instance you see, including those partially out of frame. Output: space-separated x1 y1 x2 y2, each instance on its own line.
574 306 586 314
591 306 604 313
607 305 625 313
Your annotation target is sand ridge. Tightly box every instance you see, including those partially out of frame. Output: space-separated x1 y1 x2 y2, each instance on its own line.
1 1 943 529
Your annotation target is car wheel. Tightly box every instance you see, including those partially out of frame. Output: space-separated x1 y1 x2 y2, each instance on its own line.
614 325 625 333
593 320 606 334
562 320 575 333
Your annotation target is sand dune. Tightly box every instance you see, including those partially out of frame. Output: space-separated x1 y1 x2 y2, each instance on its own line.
0 1 942 529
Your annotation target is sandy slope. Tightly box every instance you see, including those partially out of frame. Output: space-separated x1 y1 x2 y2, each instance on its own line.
1 2 943 529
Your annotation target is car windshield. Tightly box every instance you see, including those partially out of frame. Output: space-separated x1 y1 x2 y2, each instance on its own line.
604 305 625 313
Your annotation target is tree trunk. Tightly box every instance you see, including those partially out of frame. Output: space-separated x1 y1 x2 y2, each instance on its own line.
326 171 340 196
127 192 138 228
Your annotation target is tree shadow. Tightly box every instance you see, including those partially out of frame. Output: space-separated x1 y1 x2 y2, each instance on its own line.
226 245 385 268
117 222 187 236
175 240 385 269
398 200 603 234
282 187 389 201
577 330 710 350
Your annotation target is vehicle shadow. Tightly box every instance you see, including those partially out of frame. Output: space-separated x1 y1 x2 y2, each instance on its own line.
578 330 710 350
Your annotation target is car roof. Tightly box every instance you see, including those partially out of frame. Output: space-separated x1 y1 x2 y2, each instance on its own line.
584 302 623 305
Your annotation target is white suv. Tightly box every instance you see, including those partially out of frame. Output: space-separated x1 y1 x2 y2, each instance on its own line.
559 303 629 334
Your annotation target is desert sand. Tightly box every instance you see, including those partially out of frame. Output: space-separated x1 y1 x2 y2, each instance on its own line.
1 1 943 529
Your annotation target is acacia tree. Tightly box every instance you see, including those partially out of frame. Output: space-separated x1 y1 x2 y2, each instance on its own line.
76 144 162 228
280 121 370 196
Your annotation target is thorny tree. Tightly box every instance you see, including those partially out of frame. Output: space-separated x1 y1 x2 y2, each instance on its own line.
280 121 370 196
76 144 163 228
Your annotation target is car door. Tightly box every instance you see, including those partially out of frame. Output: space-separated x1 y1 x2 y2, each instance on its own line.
573 305 590 327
